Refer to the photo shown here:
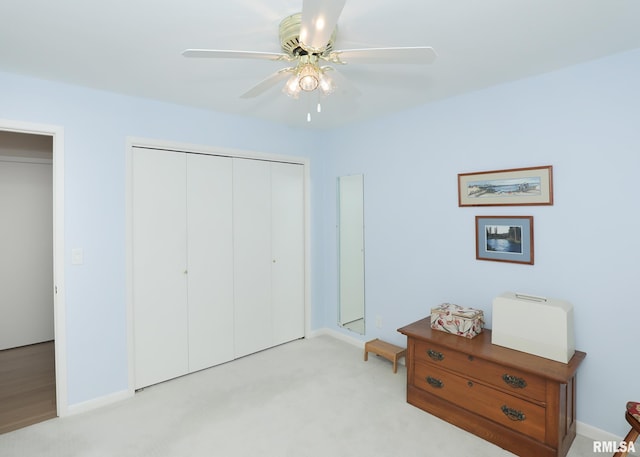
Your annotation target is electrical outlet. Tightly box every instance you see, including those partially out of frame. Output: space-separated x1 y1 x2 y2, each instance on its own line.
376 315 382 328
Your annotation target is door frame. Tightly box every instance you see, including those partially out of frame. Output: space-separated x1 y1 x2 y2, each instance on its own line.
0 118 67 416
125 137 311 393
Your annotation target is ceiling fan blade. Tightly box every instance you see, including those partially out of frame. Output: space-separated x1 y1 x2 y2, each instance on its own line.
300 0 346 52
240 68 295 99
327 47 437 65
182 49 290 61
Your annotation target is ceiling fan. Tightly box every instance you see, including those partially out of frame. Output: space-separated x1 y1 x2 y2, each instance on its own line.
182 0 436 101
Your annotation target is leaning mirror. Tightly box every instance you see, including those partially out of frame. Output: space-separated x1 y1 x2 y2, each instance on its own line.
337 174 365 334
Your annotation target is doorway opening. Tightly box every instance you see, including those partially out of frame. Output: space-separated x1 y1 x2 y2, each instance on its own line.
0 122 65 433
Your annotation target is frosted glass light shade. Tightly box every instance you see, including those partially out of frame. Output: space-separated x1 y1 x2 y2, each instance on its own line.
298 64 319 91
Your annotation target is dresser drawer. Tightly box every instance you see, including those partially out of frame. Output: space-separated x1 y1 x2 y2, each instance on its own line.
414 362 546 442
414 340 546 402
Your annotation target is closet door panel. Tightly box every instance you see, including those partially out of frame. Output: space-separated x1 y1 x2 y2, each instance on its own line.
271 162 305 345
233 158 272 358
132 148 189 389
186 154 235 372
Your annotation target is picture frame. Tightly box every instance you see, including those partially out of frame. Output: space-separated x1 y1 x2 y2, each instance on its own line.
458 165 553 207
475 216 534 265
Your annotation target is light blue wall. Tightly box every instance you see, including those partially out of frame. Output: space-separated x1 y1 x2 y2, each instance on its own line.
1 47 638 437
0 71 314 405
319 49 640 436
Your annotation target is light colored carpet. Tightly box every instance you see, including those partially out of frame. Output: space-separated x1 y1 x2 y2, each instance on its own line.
0 335 607 456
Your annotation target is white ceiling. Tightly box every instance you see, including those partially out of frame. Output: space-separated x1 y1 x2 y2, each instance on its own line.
2 0 639 130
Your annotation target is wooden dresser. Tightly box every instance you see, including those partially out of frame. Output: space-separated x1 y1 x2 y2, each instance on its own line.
398 317 586 457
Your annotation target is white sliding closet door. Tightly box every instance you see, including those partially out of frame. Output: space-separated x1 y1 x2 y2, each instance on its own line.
132 148 188 389
233 158 273 357
186 154 234 372
271 162 305 346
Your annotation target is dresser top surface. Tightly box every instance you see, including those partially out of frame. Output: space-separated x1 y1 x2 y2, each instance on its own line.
398 317 586 382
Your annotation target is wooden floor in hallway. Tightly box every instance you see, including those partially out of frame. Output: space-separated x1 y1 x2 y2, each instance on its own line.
0 341 56 434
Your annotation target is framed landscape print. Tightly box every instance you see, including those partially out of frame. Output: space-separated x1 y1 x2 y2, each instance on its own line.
458 166 553 207
475 216 534 265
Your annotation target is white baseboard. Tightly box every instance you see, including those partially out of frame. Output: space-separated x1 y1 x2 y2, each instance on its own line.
307 327 365 348
65 389 133 417
577 420 623 441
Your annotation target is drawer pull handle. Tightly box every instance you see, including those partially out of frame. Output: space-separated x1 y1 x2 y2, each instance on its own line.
426 376 444 388
502 374 528 389
501 405 526 421
427 349 444 361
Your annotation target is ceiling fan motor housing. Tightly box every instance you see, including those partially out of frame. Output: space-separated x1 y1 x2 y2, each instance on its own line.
279 13 336 57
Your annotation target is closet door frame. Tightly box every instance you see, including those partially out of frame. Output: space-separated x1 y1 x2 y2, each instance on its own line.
125 138 310 394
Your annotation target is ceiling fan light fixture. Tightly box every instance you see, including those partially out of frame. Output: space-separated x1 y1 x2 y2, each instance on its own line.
298 63 319 91
318 72 334 95
284 73 301 98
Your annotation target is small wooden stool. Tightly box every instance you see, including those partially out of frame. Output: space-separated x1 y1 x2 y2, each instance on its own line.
364 338 406 373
